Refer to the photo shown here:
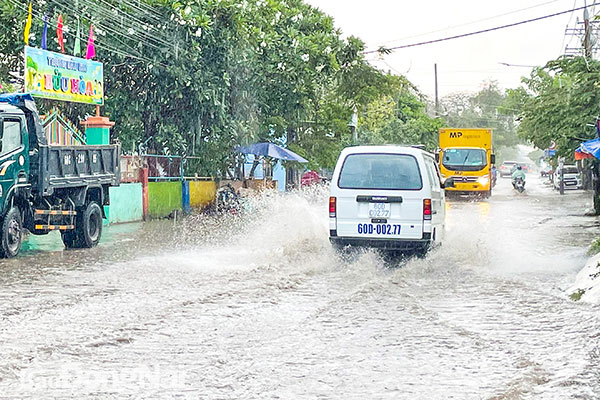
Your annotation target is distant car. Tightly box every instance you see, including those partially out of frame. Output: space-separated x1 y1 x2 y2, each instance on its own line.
553 165 582 190
499 161 518 177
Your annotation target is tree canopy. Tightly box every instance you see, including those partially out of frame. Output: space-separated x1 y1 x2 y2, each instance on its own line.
439 81 521 162
0 0 443 176
514 56 600 158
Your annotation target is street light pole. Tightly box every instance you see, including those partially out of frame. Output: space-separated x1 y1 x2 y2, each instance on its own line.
434 63 439 116
348 105 358 144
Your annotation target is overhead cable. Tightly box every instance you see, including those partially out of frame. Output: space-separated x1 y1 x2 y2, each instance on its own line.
365 3 600 54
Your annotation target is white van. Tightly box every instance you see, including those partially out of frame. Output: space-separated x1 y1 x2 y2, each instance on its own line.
329 145 452 254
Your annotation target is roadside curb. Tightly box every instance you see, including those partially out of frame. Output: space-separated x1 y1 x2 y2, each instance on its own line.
569 253 600 303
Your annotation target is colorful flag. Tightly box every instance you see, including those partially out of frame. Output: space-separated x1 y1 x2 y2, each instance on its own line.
41 13 48 50
85 24 95 60
74 18 81 56
57 14 64 53
24 3 32 45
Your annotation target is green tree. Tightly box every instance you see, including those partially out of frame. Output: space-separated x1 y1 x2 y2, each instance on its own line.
439 81 521 162
0 0 439 178
516 56 600 213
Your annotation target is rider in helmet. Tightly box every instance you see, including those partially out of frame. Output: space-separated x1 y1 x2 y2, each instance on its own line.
511 165 526 188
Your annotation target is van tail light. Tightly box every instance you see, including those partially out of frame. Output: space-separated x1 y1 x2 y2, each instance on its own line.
423 199 432 220
329 197 336 217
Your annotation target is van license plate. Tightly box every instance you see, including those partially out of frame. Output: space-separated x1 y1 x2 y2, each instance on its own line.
369 202 391 218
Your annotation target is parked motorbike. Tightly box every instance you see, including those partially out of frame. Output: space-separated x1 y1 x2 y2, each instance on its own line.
513 177 526 193
214 184 242 215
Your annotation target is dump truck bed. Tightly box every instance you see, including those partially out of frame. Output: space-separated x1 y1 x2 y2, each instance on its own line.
37 144 120 196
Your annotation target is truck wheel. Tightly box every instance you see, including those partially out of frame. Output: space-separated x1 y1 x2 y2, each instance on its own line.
0 207 23 258
61 230 80 248
63 202 103 249
77 202 103 248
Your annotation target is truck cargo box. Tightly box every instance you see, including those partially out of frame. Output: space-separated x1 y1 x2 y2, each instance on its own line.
37 144 120 196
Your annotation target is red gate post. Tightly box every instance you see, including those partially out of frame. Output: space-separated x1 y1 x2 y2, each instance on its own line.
140 167 149 220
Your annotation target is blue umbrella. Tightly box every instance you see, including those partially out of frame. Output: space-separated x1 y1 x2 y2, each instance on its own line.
237 142 308 163
578 138 600 159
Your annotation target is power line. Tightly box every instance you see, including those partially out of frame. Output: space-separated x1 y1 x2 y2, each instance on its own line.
378 0 563 46
47 0 177 49
559 0 579 55
6 0 170 67
365 3 600 54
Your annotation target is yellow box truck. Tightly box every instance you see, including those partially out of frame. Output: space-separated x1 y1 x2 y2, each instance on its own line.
438 128 494 197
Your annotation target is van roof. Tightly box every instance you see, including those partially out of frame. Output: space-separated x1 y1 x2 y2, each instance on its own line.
0 103 21 113
340 145 432 157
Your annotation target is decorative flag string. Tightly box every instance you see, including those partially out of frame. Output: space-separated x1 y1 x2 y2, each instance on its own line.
86 24 95 59
74 18 81 56
57 14 64 53
41 13 48 50
23 2 32 45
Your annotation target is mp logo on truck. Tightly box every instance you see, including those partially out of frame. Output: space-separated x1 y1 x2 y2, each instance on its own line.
449 131 463 138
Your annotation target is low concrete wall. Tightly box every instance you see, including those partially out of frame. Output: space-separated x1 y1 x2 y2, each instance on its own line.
189 180 217 208
106 183 143 224
148 181 182 218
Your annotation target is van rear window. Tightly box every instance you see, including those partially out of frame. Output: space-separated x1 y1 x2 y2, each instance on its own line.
338 153 422 190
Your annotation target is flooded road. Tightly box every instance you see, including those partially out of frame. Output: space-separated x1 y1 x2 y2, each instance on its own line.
1 175 600 399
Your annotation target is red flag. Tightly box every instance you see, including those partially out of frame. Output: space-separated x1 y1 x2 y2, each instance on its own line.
86 24 95 60
57 14 64 53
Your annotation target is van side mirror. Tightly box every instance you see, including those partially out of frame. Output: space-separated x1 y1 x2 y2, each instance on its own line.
435 152 440 163
443 178 455 189
490 154 496 165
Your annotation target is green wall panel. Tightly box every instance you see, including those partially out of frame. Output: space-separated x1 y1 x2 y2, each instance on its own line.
148 181 182 218
107 183 143 224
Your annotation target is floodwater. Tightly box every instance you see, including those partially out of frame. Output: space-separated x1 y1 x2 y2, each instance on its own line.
1 175 600 399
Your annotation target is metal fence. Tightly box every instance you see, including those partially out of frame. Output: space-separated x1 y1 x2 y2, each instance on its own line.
119 154 216 182
145 154 183 181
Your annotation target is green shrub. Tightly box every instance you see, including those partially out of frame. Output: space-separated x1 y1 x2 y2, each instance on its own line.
588 237 600 256
570 289 586 302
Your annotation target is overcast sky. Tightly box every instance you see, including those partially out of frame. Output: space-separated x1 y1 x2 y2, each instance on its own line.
305 0 594 100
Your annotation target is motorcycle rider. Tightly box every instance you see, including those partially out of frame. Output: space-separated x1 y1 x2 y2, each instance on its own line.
491 165 498 187
511 165 526 189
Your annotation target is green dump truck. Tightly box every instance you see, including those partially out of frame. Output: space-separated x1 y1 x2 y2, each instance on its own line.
0 94 120 257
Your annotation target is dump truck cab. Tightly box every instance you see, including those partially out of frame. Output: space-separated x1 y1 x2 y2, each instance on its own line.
0 102 31 215
0 93 120 257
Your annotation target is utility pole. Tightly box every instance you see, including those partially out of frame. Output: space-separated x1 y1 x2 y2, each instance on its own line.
434 63 439 117
584 4 593 58
559 157 565 195
564 3 600 213
583 3 600 214
564 2 599 56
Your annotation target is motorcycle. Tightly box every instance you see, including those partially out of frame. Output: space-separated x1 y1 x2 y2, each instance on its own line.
208 184 242 215
513 177 526 193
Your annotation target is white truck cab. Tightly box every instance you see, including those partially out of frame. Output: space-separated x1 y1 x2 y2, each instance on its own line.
329 145 450 255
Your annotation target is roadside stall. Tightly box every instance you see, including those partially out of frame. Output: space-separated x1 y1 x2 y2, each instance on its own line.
236 142 308 191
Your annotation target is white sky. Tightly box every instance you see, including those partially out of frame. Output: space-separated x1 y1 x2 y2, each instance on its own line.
305 0 594 100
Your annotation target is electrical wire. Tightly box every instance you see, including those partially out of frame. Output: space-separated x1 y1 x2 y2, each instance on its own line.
48 0 177 49
48 0 169 56
559 0 579 55
6 0 170 67
378 0 564 46
364 3 600 54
